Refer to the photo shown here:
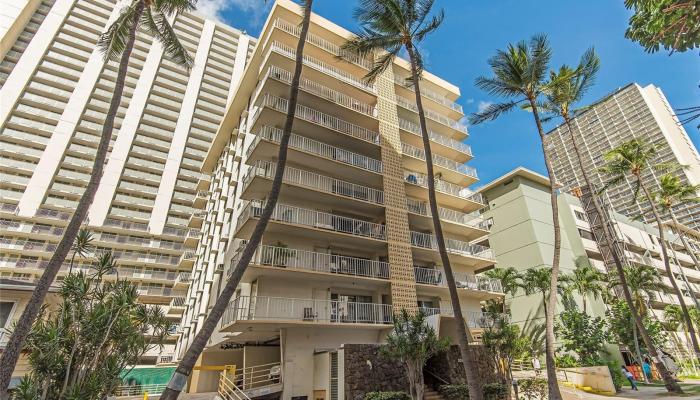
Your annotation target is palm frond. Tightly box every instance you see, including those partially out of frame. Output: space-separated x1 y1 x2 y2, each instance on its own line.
144 9 194 69
98 2 140 61
365 45 400 84
526 34 552 90
154 0 196 16
468 100 522 125
413 9 443 43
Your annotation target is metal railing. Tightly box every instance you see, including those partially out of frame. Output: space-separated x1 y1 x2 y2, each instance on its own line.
249 126 383 174
229 244 390 280
222 296 393 326
242 160 384 205
231 362 282 392
418 307 503 328
218 372 251 400
404 170 483 204
253 93 380 145
405 198 488 230
398 118 472 156
237 202 387 241
396 95 467 133
394 75 463 113
266 65 376 116
268 41 375 92
410 231 495 260
114 383 167 397
413 267 503 293
401 142 477 178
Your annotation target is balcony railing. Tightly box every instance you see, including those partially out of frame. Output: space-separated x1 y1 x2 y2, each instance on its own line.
410 231 495 260
103 218 149 232
229 244 390 280
238 202 387 241
249 126 383 174
243 160 384 205
398 118 472 156
404 170 483 204
394 76 463 114
269 41 375 92
136 286 186 297
253 93 380 145
266 65 376 117
413 267 503 293
222 296 393 326
418 307 503 328
401 142 477 178
273 18 373 69
396 95 467 133
406 198 489 231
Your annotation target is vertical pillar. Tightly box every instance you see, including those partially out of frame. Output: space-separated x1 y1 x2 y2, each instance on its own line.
376 66 417 313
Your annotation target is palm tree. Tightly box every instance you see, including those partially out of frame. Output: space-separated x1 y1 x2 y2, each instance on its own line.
68 229 94 274
655 174 700 271
469 35 563 400
519 267 567 316
543 53 682 392
664 304 697 364
567 260 605 314
485 267 522 298
0 0 195 394
601 139 700 357
340 1 483 398
160 2 315 398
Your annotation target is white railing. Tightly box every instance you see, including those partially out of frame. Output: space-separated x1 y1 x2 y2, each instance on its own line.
170 297 186 307
114 383 167 397
410 231 495 260
418 307 503 328
242 160 384 205
266 65 376 116
222 296 393 326
405 198 488 230
237 202 386 241
273 18 373 69
401 142 477 178
253 93 380 145
404 170 484 204
268 41 375 92
229 244 390 280
249 126 383 174
396 95 467 133
218 372 251 400
103 218 149 232
399 118 472 156
394 76 463 113
136 286 187 297
230 362 282 392
413 267 503 293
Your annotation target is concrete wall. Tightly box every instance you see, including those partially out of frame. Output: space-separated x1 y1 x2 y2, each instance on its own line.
189 348 243 393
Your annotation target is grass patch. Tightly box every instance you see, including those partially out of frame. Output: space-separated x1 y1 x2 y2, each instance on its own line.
638 381 700 396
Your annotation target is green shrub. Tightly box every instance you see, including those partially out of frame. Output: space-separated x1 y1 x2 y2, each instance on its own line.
519 378 548 400
439 384 469 400
606 361 625 392
364 392 410 400
555 354 579 368
483 382 508 400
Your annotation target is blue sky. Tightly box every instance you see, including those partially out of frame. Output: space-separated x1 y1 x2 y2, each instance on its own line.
200 0 700 187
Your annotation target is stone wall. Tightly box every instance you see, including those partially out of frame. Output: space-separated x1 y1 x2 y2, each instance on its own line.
426 345 499 387
342 344 409 400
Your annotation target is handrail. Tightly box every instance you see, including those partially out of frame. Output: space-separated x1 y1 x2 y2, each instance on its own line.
406 198 488 230
218 372 251 400
399 118 472 156
394 75 463 113
401 142 477 178
413 266 503 293
410 231 495 260
242 160 384 205
404 170 483 204
396 95 467 133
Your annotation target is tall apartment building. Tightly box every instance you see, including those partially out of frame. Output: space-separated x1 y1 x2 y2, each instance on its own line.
0 0 255 369
175 1 502 398
544 83 700 230
481 167 700 363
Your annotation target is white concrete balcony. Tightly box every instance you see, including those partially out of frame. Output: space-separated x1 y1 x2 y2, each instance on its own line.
419 307 503 329
410 231 495 268
187 211 207 229
235 202 387 248
246 126 383 185
394 75 463 116
228 244 390 282
193 190 210 209
178 251 196 268
241 160 384 212
413 267 503 295
221 296 392 330
103 218 149 233
399 118 472 162
0 239 57 256
404 170 484 212
136 286 187 299
184 228 201 247
250 94 380 149
401 142 477 186
396 95 467 136
406 197 488 240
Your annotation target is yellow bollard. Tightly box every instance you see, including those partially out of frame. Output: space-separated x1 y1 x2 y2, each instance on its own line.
143 391 148 400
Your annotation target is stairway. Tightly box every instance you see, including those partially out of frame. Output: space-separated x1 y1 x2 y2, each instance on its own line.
423 388 444 400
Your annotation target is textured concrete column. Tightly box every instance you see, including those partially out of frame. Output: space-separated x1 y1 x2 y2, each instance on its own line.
376 67 417 313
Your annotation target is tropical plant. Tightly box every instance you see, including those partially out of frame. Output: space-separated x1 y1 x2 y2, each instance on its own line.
606 299 667 360
624 0 700 54
11 253 172 399
564 260 605 314
482 316 528 390
543 49 681 392
655 174 700 273
341 1 483 397
0 0 195 393
381 310 449 400
555 308 611 366
364 392 410 400
664 304 698 362
485 267 521 298
518 378 548 400
519 267 568 316
601 139 700 357
161 2 315 398
469 35 563 400
68 229 94 274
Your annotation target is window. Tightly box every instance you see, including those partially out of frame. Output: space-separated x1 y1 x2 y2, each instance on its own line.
578 229 595 241
574 210 587 222
0 301 16 329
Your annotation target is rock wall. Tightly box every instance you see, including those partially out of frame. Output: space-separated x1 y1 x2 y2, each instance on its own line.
342 344 409 400
426 345 498 387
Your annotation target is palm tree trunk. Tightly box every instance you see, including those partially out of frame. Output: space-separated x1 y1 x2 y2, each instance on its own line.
562 116 682 392
405 43 481 400
631 315 650 383
160 3 313 398
668 212 700 309
639 182 700 356
0 2 145 395
529 97 563 400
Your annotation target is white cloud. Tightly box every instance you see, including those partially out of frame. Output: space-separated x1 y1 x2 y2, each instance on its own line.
477 101 494 113
195 0 268 25
466 98 475 104
195 0 229 21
